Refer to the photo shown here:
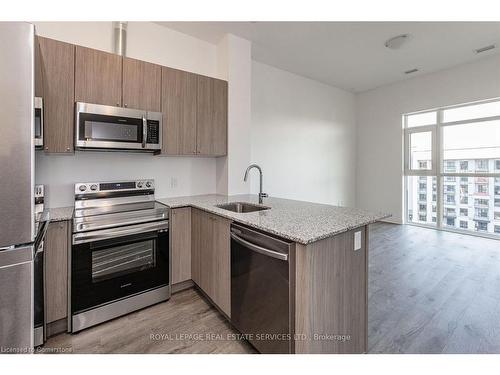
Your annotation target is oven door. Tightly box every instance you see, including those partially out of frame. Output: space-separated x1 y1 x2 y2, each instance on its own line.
71 222 169 314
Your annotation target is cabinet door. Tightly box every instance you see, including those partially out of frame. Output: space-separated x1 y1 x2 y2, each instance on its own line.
34 37 43 98
38 36 75 153
196 76 228 156
161 67 197 155
45 221 69 323
171 207 192 284
75 46 122 107
122 57 161 112
212 215 231 317
191 208 202 286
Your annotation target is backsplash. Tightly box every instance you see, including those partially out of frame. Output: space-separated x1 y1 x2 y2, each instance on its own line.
35 151 217 208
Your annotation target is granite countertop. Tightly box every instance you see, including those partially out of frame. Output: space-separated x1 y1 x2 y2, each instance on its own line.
157 194 389 245
48 206 74 222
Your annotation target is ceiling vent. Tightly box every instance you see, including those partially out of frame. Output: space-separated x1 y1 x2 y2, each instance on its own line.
385 34 410 50
113 21 128 56
404 68 419 75
474 44 495 54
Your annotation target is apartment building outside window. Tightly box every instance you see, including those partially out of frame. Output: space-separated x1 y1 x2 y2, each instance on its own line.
404 98 500 238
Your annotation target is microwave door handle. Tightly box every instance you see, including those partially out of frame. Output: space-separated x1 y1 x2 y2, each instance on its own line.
142 116 147 148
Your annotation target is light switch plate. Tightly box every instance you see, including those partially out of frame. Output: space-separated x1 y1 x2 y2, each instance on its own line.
354 231 361 251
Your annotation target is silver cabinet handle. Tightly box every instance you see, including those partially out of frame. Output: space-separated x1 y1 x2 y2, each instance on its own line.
142 116 147 148
230 232 288 261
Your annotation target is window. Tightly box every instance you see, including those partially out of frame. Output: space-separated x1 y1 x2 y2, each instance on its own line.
495 225 500 234
405 98 500 238
419 161 428 169
495 212 500 220
408 132 433 171
407 111 437 128
476 222 488 232
475 208 489 218
476 183 488 194
406 176 436 227
445 161 456 172
475 159 489 172
475 198 489 207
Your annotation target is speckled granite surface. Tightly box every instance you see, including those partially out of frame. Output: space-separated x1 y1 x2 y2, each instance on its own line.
48 206 73 222
157 194 389 245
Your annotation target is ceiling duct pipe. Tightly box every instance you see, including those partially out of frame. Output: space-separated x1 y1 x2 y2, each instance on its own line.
113 21 128 56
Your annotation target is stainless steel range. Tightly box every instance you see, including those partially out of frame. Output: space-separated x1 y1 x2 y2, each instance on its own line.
70 179 170 333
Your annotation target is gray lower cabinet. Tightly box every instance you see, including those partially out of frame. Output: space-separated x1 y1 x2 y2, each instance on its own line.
171 207 192 284
191 209 231 317
45 220 69 324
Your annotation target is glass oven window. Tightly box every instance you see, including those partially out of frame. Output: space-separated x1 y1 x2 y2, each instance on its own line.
91 239 156 283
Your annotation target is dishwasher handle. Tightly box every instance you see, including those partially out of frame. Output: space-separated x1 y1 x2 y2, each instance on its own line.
231 232 288 261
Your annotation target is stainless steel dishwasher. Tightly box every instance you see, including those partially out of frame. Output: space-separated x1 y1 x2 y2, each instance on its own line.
230 223 295 354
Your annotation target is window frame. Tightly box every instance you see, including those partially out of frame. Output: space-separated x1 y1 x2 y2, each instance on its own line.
404 97 500 240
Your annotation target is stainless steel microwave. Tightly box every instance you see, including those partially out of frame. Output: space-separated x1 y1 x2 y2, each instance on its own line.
34 97 43 149
75 102 162 152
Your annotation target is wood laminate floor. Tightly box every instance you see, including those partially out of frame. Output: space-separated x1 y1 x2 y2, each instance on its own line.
45 223 500 354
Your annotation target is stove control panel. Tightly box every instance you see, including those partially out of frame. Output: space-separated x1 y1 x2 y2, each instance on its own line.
75 179 155 195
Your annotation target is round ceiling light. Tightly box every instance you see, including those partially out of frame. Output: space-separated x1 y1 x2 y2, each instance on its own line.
385 34 410 50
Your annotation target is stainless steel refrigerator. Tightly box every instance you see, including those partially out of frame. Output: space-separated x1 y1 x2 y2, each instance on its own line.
0 22 35 351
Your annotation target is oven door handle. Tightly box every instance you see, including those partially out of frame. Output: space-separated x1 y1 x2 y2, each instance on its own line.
230 232 288 261
73 221 168 245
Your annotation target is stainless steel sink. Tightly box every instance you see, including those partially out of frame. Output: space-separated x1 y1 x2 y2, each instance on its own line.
215 202 270 213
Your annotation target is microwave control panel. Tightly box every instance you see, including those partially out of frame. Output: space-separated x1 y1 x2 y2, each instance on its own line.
146 120 160 144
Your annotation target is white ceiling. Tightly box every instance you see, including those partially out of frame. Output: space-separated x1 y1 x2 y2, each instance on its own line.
157 22 500 93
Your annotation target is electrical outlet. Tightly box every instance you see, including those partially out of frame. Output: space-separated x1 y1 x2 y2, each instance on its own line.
354 231 361 251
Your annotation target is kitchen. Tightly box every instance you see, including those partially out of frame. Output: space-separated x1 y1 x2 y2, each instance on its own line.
1 20 386 355
2 4 500 373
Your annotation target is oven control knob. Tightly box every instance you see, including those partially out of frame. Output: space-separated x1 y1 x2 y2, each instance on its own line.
146 181 152 188
137 182 144 188
90 184 98 191
78 185 87 192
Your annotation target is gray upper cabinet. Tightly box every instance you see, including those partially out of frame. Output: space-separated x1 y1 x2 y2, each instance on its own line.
161 67 197 155
161 70 228 157
38 36 228 157
196 75 228 156
38 36 75 153
122 57 162 112
75 46 123 107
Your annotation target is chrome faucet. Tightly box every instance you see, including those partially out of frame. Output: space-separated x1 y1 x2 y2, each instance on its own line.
244 164 268 204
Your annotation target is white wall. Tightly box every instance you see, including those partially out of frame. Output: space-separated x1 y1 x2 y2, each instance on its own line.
33 22 223 207
251 61 357 207
356 54 500 223
216 35 252 196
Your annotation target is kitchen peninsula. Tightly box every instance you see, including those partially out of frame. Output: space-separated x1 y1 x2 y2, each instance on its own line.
158 194 388 354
